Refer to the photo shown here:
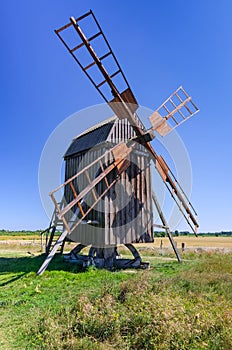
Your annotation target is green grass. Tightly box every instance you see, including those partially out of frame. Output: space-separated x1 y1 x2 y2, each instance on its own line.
0 230 41 236
0 249 231 349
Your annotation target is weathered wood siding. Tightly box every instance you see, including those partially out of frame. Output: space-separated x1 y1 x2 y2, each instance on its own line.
64 118 153 246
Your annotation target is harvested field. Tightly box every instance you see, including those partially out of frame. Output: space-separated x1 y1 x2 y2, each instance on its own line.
0 235 231 254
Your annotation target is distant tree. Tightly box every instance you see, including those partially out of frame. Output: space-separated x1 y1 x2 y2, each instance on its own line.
180 231 189 236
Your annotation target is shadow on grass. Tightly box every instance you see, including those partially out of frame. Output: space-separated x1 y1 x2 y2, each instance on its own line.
0 254 82 277
0 272 27 286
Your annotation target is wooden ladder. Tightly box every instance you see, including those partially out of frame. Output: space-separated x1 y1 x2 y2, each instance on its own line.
40 200 65 255
37 142 132 275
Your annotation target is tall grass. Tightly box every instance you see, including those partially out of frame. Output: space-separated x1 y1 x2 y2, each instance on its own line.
26 253 232 350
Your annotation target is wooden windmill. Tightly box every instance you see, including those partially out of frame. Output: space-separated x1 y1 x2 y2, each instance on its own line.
37 10 199 275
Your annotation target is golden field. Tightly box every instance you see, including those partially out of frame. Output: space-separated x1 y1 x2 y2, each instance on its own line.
149 236 232 249
0 235 232 254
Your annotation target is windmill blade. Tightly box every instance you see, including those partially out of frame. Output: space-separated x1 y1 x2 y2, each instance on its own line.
154 155 199 234
55 12 199 236
149 86 199 136
126 131 199 234
55 11 141 120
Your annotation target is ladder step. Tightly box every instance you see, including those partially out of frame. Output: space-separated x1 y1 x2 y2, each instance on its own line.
71 42 85 52
56 11 92 33
71 31 102 53
97 69 121 88
84 52 111 71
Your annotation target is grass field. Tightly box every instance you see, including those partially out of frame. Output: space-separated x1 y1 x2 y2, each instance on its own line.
0 236 232 349
1 235 232 250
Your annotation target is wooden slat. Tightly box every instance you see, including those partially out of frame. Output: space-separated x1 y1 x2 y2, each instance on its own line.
115 158 130 174
170 98 186 120
96 69 121 88
85 170 98 201
99 51 111 61
77 202 85 217
50 146 116 194
155 121 172 136
154 154 199 234
69 181 77 198
96 79 107 88
152 191 182 262
150 86 199 136
111 142 129 161
72 31 102 54
66 161 131 236
57 150 131 219
149 111 163 129
71 42 85 52
62 216 70 234
99 159 110 188
56 11 92 33
84 61 96 71
37 229 70 275
109 87 139 118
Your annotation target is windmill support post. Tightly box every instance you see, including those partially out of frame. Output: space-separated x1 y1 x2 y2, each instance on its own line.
63 243 149 270
152 191 182 262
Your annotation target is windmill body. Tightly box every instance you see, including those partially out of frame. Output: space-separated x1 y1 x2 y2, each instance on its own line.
64 116 153 247
37 10 199 275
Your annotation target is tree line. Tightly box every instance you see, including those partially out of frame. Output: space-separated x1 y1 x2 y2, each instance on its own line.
154 230 232 237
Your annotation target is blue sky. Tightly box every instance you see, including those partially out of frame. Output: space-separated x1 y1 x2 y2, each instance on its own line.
0 0 231 232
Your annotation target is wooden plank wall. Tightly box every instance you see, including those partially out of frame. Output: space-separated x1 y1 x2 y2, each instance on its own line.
64 118 153 246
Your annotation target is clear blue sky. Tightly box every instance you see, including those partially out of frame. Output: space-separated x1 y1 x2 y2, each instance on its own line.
1 0 231 232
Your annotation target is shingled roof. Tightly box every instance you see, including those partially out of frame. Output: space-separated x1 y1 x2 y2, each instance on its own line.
64 116 117 158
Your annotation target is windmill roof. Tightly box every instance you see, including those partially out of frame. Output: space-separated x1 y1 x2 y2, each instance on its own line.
64 116 117 158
